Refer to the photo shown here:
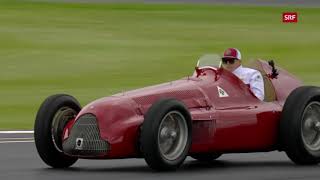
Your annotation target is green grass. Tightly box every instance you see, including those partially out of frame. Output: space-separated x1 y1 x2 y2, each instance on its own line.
0 1 320 129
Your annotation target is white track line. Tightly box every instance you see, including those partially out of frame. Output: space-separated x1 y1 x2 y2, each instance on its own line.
0 131 34 134
0 140 34 144
0 131 35 144
0 138 34 140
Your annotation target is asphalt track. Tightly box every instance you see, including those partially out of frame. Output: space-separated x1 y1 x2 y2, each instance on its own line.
0 133 320 180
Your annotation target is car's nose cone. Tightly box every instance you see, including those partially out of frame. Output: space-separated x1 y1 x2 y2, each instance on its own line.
62 113 109 157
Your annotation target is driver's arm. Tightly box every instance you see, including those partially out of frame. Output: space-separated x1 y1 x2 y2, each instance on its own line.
249 71 265 101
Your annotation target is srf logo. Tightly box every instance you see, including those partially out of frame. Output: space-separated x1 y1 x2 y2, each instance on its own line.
283 12 298 23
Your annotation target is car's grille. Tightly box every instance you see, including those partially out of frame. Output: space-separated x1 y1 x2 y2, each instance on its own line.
62 114 109 156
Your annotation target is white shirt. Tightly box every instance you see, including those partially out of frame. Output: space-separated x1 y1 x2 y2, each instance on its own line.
232 65 265 101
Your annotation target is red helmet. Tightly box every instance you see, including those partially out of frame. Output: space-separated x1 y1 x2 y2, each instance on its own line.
223 48 242 60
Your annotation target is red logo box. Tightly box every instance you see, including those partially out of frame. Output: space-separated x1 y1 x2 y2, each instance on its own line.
283 12 298 23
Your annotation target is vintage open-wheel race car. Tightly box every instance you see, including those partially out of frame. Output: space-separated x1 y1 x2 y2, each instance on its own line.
34 54 320 171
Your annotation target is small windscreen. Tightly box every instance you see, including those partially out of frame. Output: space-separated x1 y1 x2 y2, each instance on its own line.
196 54 222 69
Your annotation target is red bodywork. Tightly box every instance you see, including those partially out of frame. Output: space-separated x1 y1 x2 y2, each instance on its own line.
64 60 302 159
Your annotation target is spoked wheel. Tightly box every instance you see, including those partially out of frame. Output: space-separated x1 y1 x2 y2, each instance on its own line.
34 94 81 168
301 102 320 152
158 111 189 161
140 98 192 171
280 86 320 165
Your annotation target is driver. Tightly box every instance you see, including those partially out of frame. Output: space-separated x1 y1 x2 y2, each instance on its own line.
221 48 265 101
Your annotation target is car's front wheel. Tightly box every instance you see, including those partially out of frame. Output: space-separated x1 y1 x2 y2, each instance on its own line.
140 98 192 171
34 94 81 168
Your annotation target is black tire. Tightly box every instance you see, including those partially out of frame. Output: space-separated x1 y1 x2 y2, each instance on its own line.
279 86 320 165
34 94 81 168
191 153 222 162
140 98 192 171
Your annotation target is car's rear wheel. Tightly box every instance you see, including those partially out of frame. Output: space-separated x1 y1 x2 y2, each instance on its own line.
34 94 81 168
190 153 222 162
140 98 192 171
279 86 320 165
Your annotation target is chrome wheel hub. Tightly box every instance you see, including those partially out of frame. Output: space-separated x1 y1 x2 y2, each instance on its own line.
302 102 320 151
158 111 188 161
315 122 320 131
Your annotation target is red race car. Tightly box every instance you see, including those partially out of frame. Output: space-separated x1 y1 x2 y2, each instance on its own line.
34 54 320 171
